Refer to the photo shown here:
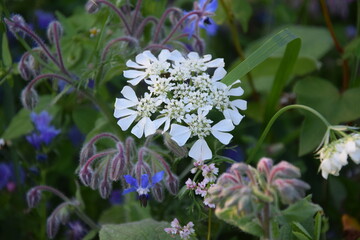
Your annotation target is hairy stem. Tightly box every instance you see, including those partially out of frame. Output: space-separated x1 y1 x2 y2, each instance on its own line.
207 208 212 240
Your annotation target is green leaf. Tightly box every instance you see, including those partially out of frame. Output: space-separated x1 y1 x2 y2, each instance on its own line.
281 196 322 223
98 201 151 224
2 33 12 67
313 212 322 240
294 77 360 155
99 219 183 240
142 0 167 18
292 222 312 240
221 29 299 86
264 37 301 122
83 229 99 240
72 106 99 134
215 207 263 237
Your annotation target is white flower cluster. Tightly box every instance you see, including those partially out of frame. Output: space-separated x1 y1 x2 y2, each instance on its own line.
318 133 360 179
185 161 218 208
164 218 195 240
114 50 247 161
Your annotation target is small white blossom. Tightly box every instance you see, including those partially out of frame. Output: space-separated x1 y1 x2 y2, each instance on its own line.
345 133 360 164
203 197 215 208
165 218 195 240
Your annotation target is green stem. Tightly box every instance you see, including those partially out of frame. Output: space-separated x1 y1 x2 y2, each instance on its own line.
247 104 331 163
73 208 100 230
219 0 259 100
207 208 212 240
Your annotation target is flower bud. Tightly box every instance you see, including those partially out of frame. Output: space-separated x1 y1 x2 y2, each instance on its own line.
238 194 252 215
165 175 179 195
99 180 112 199
163 133 188 158
21 87 39 110
79 143 96 167
90 168 101 190
79 167 93 186
272 178 309 205
269 161 300 182
230 163 249 176
47 215 60 239
26 187 42 208
18 53 34 81
47 21 63 44
5 15 26 37
110 144 126 181
85 0 100 14
151 183 164 202
257 157 273 177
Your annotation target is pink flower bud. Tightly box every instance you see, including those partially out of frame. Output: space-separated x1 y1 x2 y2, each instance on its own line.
269 161 300 182
163 133 188 158
110 144 125 181
26 187 42 208
257 157 273 177
272 178 310 204
166 175 179 195
5 15 27 37
79 143 96 167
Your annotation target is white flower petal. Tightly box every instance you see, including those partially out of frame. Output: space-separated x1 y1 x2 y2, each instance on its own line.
143 50 157 62
144 117 156 137
123 70 145 79
131 117 146 138
223 109 243 125
228 87 244 96
202 54 212 62
349 149 360 164
115 98 137 110
188 52 199 60
135 52 150 66
114 108 136 118
206 58 225 68
211 130 233 145
212 67 227 81
153 116 167 130
121 86 138 102
169 50 185 62
170 124 191 146
163 118 171 132
117 114 137 131
158 49 171 62
232 99 247 110
189 139 212 161
212 119 235 132
126 60 146 69
128 75 146 86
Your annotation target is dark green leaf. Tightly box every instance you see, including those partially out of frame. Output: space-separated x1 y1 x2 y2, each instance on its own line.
99 219 183 240
292 222 312 240
72 106 99 134
2 33 12 68
282 196 322 223
313 212 322 240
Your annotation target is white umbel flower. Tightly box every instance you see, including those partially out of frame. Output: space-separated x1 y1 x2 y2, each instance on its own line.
123 50 171 85
114 86 160 138
170 110 234 161
318 140 348 179
345 133 360 164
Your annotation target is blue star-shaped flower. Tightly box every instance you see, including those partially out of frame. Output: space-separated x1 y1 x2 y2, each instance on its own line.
123 171 164 207
184 0 218 38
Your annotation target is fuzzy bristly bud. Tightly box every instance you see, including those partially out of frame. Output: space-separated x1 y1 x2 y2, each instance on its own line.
151 183 164 202
47 21 63 44
5 14 27 37
26 187 42 208
165 175 179 195
79 143 96 167
110 144 126 181
79 167 93 186
257 157 273 178
99 180 112 199
163 133 188 158
85 0 100 14
90 168 101 190
272 178 310 204
47 215 60 239
21 87 39 110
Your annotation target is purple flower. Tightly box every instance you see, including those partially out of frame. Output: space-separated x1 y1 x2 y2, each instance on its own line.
68 126 85 147
66 221 87 240
109 189 123 205
222 145 244 162
123 171 164 207
184 0 218 38
0 163 12 189
26 111 60 150
35 10 55 30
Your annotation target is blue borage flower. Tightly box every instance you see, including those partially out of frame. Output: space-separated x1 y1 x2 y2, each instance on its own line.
184 0 218 38
26 111 60 150
123 171 164 207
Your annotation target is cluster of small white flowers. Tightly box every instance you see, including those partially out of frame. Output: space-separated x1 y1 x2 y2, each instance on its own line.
185 161 219 208
164 218 195 240
114 49 247 161
318 133 360 179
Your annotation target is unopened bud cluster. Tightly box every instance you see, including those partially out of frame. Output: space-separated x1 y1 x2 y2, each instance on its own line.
207 158 310 215
185 160 218 208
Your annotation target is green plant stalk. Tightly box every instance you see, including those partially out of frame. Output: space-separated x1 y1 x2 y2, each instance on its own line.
247 104 331 163
219 0 259 99
319 0 350 91
207 208 212 240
